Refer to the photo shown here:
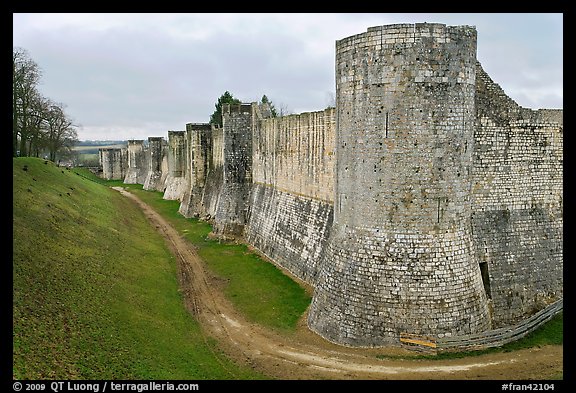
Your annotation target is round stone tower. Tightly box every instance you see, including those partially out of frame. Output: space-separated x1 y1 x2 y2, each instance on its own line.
308 23 491 346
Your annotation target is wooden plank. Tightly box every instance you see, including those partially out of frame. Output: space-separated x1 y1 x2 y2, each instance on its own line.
400 333 437 348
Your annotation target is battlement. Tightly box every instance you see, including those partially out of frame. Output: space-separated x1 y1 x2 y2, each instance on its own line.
186 122 212 131
339 23 477 51
222 103 252 115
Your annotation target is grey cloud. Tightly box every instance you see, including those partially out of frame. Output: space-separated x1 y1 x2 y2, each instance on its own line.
13 13 562 140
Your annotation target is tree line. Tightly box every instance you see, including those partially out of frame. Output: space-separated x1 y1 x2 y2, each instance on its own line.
13 47 78 161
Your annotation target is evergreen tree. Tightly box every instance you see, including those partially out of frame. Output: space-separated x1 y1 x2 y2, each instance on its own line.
209 91 241 126
260 94 278 117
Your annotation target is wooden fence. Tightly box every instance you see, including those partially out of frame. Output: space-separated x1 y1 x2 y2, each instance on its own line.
400 298 563 352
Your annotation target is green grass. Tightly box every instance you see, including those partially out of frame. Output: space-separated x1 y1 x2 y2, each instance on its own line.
13 157 265 380
107 181 312 333
76 153 99 165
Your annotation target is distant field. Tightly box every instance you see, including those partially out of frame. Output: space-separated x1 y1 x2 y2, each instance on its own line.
71 143 127 166
73 144 127 155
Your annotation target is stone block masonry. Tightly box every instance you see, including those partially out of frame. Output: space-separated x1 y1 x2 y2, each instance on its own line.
251 108 335 203
178 123 214 218
212 103 254 236
471 67 563 328
124 140 147 184
199 126 225 220
99 147 127 180
100 22 562 349
308 23 491 346
245 108 336 284
143 137 168 192
245 184 334 284
163 131 187 201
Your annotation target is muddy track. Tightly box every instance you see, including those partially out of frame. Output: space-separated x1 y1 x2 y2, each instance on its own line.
113 187 563 380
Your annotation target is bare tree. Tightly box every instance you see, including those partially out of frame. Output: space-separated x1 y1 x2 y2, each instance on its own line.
26 92 51 157
13 47 78 160
13 47 42 157
278 103 292 117
44 103 78 162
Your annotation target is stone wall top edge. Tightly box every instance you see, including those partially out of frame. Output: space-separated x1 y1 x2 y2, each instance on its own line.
186 122 211 126
186 123 213 132
517 108 564 126
337 22 477 49
259 107 335 128
278 106 335 119
223 102 254 114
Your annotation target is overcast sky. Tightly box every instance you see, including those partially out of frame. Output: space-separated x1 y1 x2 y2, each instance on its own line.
13 13 563 141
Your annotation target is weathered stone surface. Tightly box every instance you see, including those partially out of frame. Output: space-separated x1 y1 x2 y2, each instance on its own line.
99 147 127 180
211 103 254 236
251 108 336 203
101 22 563 348
124 140 147 184
308 23 491 347
471 67 563 328
143 136 168 192
163 131 187 200
245 183 333 284
178 123 214 218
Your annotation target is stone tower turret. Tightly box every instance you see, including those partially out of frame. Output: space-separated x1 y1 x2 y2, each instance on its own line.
179 123 214 218
99 147 127 180
124 140 147 184
213 103 254 236
143 136 166 191
163 130 187 200
308 23 492 346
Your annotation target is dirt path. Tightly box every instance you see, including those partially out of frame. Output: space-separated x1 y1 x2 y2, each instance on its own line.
113 187 563 380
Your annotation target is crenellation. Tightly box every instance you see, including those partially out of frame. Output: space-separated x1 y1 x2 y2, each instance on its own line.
101 22 562 349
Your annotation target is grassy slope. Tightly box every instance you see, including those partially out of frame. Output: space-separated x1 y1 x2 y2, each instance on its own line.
116 185 312 333
13 157 264 380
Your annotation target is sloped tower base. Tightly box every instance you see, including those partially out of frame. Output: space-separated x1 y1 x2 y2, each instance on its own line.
308 227 491 347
